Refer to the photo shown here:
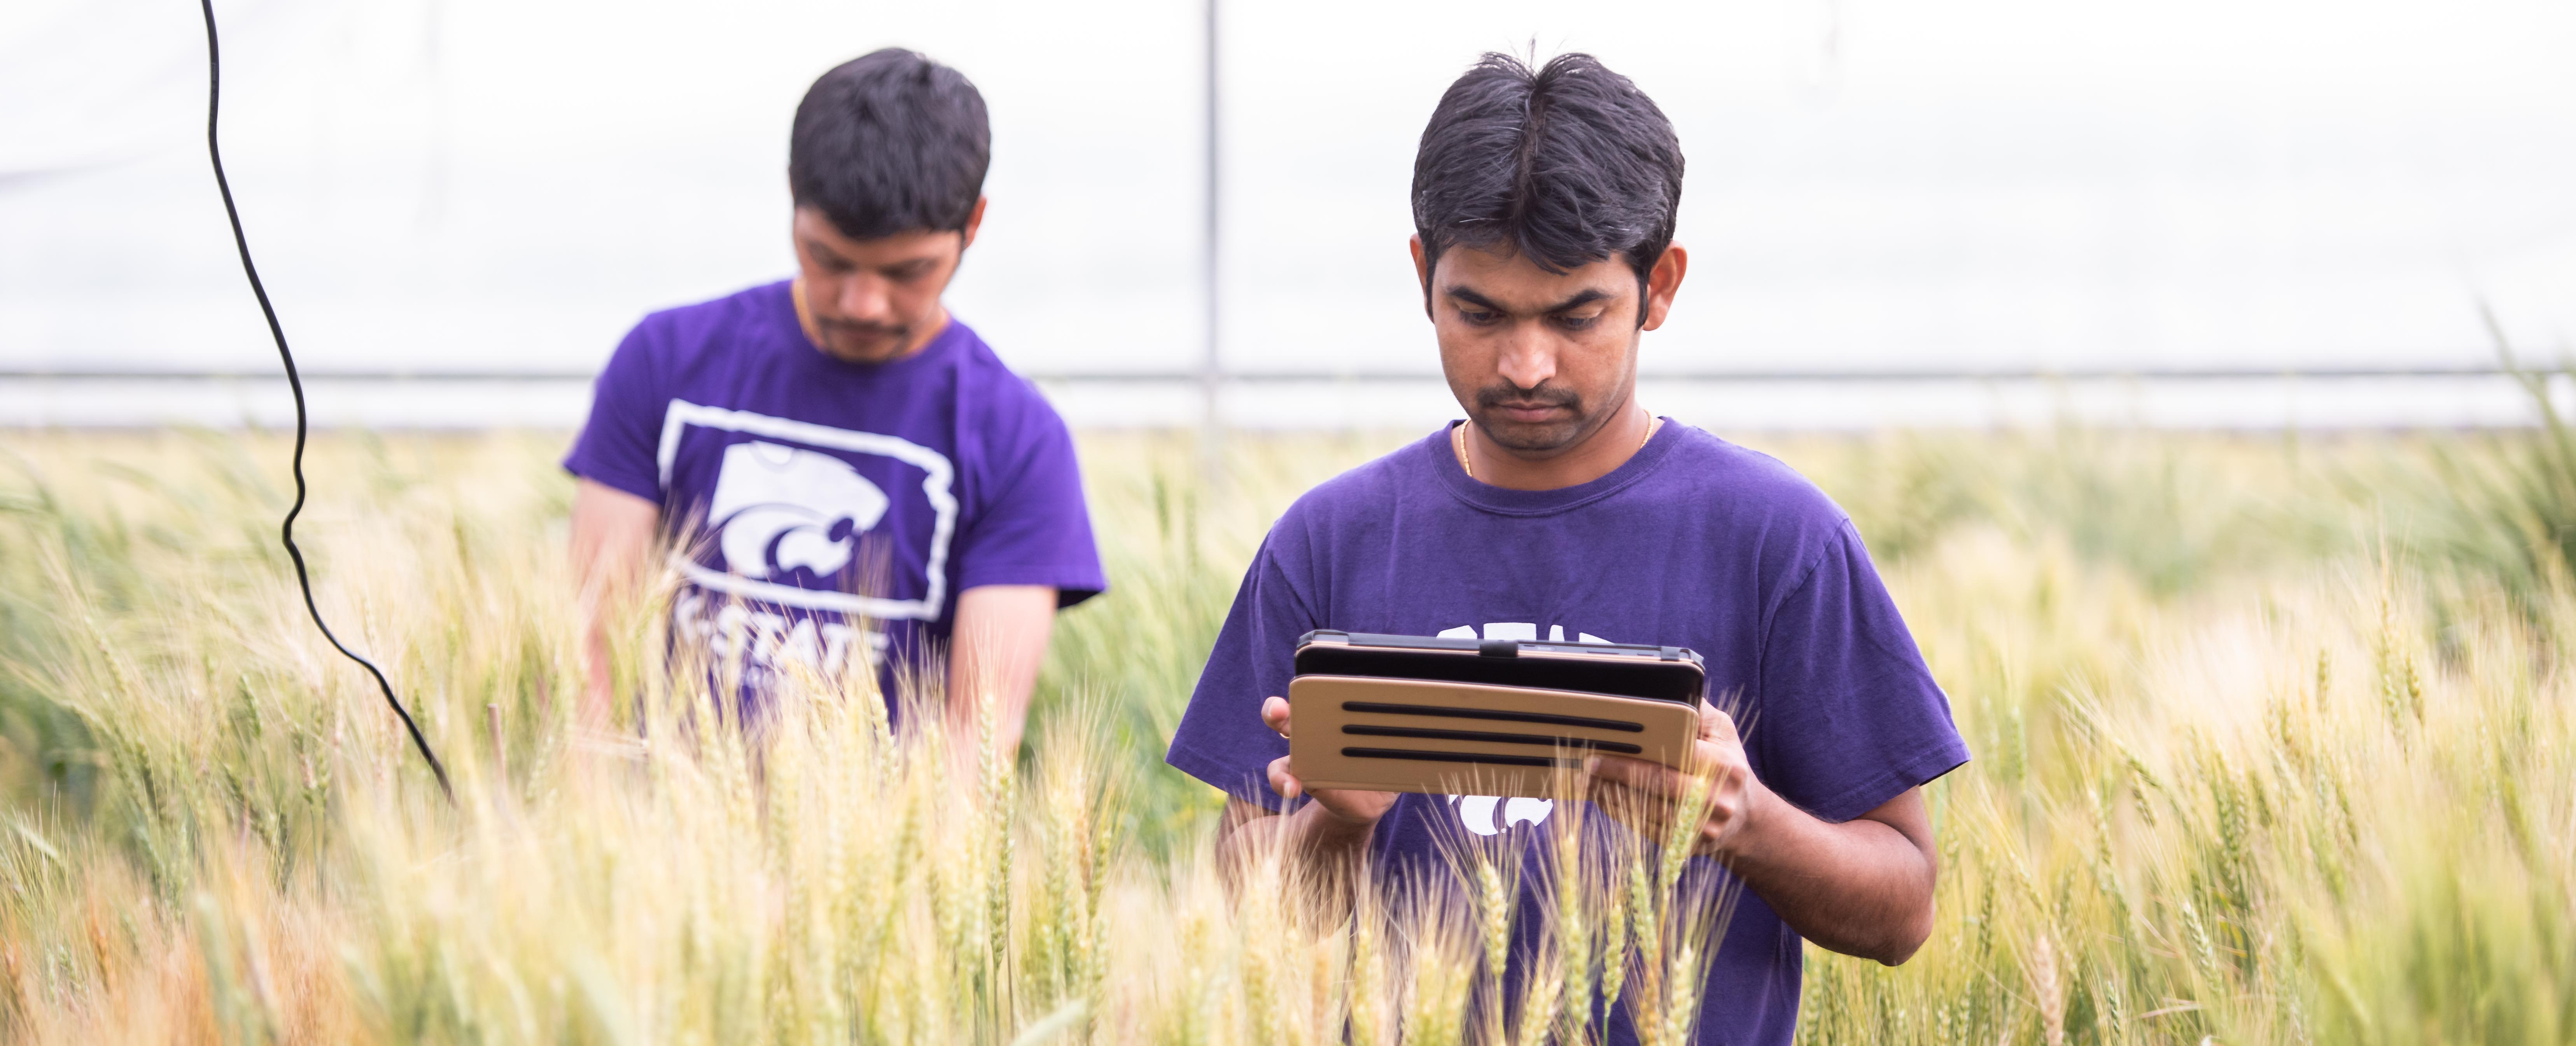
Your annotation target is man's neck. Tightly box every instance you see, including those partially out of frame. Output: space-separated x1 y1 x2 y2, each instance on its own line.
1460 398 1654 491
789 278 949 362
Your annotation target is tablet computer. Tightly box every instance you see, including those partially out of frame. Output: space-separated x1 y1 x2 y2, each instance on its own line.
1287 630 1705 798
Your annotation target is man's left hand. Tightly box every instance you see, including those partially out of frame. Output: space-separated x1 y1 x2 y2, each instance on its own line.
1584 700 1942 964
1585 700 1763 858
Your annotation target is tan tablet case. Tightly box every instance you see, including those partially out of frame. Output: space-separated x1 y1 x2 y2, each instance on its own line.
1288 675 1700 798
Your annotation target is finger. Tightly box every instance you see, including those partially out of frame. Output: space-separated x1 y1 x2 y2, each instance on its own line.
1586 754 1687 796
1267 754 1304 800
1589 779 1673 833
1587 775 1643 810
1261 695 1292 739
1696 702 1740 745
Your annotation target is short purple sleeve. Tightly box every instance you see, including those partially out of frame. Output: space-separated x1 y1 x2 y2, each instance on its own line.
562 321 668 504
949 390 1106 606
1165 532 1317 811
1752 520 1968 823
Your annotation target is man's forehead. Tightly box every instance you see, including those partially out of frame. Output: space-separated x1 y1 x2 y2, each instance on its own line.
1435 245 1632 308
794 209 959 261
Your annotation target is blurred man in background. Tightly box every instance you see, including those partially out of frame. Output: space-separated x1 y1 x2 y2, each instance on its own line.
1167 53 1967 1044
565 48 1103 756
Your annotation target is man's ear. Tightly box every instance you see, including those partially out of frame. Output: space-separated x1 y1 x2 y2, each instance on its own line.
959 196 990 251
1410 235 1433 320
1640 243 1689 332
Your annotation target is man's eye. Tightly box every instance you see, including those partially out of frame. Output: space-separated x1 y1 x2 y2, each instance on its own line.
1460 309 1500 325
1555 313 1602 331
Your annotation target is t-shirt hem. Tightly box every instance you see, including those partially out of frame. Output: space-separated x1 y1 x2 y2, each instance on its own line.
1798 740 1971 824
562 456 661 506
955 568 1110 608
1165 739 1284 812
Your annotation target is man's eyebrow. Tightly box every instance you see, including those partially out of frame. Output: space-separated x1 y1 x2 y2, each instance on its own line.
1441 285 1508 313
799 237 848 264
1439 285 1614 314
1545 288 1613 313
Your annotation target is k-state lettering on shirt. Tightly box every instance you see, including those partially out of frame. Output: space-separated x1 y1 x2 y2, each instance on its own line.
565 280 1105 712
1166 423 1969 1046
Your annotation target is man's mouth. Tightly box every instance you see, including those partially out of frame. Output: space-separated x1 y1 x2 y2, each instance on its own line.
1495 403 1563 422
1483 397 1576 423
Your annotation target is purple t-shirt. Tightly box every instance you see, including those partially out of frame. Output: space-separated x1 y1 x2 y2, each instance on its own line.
565 280 1104 711
1166 422 1967 1046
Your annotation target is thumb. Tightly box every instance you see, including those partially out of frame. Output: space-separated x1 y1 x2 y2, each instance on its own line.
1698 701 1741 745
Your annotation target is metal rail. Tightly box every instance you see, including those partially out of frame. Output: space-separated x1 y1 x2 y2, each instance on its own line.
0 365 2542 383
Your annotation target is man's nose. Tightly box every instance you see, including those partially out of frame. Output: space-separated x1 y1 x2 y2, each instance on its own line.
835 276 894 323
1494 328 1558 391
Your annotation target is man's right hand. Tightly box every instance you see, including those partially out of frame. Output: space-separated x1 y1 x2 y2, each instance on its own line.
1261 695 1399 827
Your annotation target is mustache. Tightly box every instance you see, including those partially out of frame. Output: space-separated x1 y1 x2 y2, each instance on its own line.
1474 383 1582 413
816 317 907 340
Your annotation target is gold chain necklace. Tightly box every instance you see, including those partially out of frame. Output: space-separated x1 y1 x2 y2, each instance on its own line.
1452 412 1662 481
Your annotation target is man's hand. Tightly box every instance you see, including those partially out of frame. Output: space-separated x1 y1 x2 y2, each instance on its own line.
1584 700 1759 855
1586 699 1942 966
1260 695 1398 828
1213 696 1396 907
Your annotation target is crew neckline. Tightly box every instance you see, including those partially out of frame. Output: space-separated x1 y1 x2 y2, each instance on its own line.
1429 416 1680 517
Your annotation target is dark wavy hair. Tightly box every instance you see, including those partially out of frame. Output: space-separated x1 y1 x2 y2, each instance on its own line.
1410 52 1684 323
789 48 990 240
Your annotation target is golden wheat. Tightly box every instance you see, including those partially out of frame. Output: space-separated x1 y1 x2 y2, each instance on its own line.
0 428 2565 1043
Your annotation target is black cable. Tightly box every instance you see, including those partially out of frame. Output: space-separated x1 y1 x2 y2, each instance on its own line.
200 0 454 800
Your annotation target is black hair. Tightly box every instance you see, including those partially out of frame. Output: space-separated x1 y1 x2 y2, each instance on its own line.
1410 52 1683 321
789 48 990 240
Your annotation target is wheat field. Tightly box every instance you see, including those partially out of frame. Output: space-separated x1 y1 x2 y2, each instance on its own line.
0 426 2568 1044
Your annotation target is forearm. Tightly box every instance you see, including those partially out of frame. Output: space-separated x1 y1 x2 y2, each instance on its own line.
580 618 617 727
1715 784 1937 964
944 650 1039 753
945 585 1057 758
1216 800 1377 912
569 480 659 731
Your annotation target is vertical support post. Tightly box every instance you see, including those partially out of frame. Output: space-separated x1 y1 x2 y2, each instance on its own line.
1198 0 1223 485
421 0 448 230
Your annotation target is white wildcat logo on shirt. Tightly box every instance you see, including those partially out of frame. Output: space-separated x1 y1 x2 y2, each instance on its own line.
656 400 957 622
1430 621 1619 835
708 441 891 581
1449 794 1557 835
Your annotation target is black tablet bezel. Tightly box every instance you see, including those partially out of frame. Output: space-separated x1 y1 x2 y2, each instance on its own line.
1292 630 1706 705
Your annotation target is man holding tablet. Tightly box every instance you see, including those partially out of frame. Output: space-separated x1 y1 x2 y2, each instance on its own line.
1164 52 1968 1044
